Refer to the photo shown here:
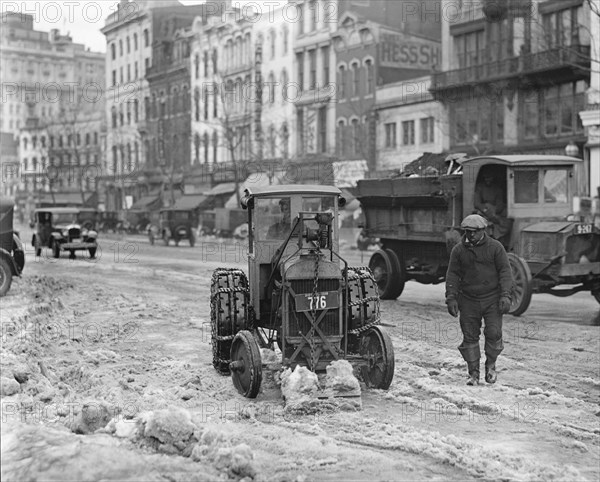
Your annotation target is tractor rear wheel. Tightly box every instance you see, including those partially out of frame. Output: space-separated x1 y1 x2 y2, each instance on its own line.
230 330 262 398
210 268 249 375
0 257 13 297
368 249 403 299
507 253 533 316
359 326 395 390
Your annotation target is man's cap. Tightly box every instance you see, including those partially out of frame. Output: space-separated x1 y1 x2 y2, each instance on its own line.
461 214 487 230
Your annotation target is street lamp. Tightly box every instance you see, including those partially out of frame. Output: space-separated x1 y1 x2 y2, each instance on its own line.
565 141 580 158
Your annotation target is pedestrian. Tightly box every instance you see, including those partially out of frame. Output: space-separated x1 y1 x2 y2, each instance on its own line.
445 214 513 385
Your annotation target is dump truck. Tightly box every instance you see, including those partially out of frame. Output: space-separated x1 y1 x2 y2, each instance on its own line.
356 155 600 315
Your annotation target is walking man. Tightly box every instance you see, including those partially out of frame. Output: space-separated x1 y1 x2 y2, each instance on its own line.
446 214 513 385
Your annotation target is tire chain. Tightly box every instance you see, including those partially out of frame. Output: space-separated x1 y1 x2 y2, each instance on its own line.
308 246 320 371
210 268 249 370
346 266 381 335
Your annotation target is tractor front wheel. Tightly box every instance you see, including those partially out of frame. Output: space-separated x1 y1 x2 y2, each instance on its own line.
230 330 262 398
507 253 533 316
359 326 395 390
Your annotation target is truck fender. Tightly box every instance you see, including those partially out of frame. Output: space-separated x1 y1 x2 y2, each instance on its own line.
0 248 20 276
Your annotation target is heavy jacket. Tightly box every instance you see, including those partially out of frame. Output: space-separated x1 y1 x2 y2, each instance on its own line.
445 233 513 301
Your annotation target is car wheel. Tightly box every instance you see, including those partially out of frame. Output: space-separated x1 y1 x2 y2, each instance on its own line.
52 241 60 259
0 257 13 297
88 247 97 259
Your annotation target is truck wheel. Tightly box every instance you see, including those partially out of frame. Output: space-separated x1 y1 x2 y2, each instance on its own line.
507 253 533 316
359 326 395 390
230 330 262 398
369 249 403 299
210 268 249 375
0 257 13 297
52 241 60 259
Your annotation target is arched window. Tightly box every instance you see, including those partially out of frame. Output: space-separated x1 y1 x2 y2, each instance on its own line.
351 62 360 97
365 59 374 93
338 66 346 98
351 118 360 154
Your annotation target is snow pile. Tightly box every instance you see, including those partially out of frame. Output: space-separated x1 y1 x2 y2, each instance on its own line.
281 363 362 413
191 428 257 480
138 406 197 454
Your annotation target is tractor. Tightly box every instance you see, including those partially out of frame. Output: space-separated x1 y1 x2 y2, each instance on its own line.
210 185 395 398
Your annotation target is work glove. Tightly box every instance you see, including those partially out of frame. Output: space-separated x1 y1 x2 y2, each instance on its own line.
447 299 459 318
498 296 512 314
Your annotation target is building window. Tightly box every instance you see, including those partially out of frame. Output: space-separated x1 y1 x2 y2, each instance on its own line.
322 46 330 85
203 88 208 120
318 107 327 153
111 43 116 60
85 133 90 145
212 48 218 72
203 133 209 163
270 30 276 59
112 70 117 86
212 132 218 164
351 119 361 154
281 69 289 101
298 3 304 35
402 120 415 145
143 29 149 47
420 117 434 144
268 72 276 103
195 54 199 79
384 122 397 148
213 84 217 117
134 99 139 122
94 132 98 145
297 52 304 92
351 62 360 97
145 58 150 74
204 50 209 77
282 26 288 54
337 120 346 155
126 36 130 53
365 59 374 93
338 66 346 99
297 109 304 154
119 39 123 56
309 50 317 89
543 6 579 48
542 81 585 137
111 107 117 128
134 62 138 79
133 33 138 50
309 0 317 31
454 29 485 68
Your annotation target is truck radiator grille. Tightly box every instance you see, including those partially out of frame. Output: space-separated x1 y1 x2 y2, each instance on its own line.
68 228 81 241
287 279 340 337
565 234 600 264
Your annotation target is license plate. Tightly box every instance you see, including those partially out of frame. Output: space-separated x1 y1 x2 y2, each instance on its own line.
575 224 593 235
294 291 339 312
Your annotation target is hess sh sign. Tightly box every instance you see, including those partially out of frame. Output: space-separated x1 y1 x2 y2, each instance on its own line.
379 33 441 70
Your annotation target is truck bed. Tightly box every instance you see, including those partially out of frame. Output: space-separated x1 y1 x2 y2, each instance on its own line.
356 175 463 243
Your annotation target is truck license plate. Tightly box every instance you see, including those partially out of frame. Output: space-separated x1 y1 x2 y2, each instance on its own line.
294 291 339 312
575 224 593 235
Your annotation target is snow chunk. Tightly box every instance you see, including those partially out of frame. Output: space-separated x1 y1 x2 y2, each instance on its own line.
1 377 21 396
140 407 196 451
325 360 360 394
280 365 320 408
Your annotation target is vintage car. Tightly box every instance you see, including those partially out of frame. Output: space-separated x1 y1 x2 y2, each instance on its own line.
149 208 195 247
0 197 25 296
32 207 98 259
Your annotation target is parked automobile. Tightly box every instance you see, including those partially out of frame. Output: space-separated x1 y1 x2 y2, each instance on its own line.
32 207 98 259
149 208 195 247
0 198 25 296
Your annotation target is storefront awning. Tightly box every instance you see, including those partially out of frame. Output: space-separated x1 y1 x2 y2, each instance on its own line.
171 194 209 210
130 195 161 211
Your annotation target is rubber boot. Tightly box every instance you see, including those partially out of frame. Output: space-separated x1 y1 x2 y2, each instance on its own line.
458 343 480 386
484 340 503 385
485 359 497 384
466 361 480 386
